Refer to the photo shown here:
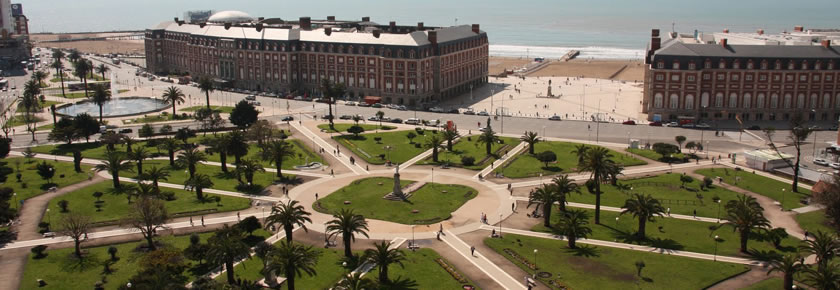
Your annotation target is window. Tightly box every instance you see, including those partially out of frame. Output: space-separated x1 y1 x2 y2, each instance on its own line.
655 74 664 81
811 93 818 109
719 60 726 69
701 92 710 108
743 93 751 109
771 93 779 109
688 63 696 70
797 93 805 109
827 75 833 81
704 60 712 69
813 75 821 82
715 93 724 108
685 94 695 110
759 75 767 81
824 93 831 109
786 74 794 82
672 62 679 69
729 93 738 108
654 93 663 108
747 62 754 69
703 73 711 80
731 74 740 81
671 74 680 81
717 73 725 81
761 61 768 70
687 75 695 82
745 74 753 81
733 61 740 69
670 94 679 109
756 93 765 109
836 93 840 109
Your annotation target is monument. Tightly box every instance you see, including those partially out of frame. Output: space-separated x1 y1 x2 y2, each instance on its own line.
393 163 404 199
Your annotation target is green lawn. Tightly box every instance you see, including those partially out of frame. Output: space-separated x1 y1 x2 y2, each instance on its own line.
6 114 45 127
43 180 251 225
49 89 129 99
36 123 55 131
695 168 811 210
372 248 480 289
318 123 396 133
532 208 800 258
495 141 646 179
18 101 62 111
484 234 749 289
124 113 191 124
796 210 838 235
567 173 745 218
217 242 351 289
30 137 201 160
334 130 428 165
203 139 327 170
625 148 686 162
418 135 521 170
314 177 477 225
0 157 93 201
182 106 234 114
125 160 291 194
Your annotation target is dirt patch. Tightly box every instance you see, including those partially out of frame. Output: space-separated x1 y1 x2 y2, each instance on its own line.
566 255 637 282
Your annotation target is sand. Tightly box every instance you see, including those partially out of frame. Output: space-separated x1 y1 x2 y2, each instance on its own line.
528 58 646 82
488 56 533 76
31 32 145 55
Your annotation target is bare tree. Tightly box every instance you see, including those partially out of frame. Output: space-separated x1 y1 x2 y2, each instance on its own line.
123 197 169 250
57 213 92 258
763 114 813 193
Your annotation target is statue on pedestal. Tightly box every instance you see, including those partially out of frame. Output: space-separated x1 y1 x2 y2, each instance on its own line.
393 163 404 199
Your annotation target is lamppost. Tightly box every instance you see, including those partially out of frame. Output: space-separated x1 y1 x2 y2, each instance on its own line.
533 249 538 278
713 235 720 261
126 282 132 288
431 167 434 184
499 214 503 237
12 192 16 209
323 222 328 245
411 224 415 249
46 208 51 226
716 199 722 223
342 261 348 275
781 188 786 210
615 216 619 227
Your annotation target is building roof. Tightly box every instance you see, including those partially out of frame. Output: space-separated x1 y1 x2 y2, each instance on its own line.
744 149 793 162
207 10 254 24
656 39 840 59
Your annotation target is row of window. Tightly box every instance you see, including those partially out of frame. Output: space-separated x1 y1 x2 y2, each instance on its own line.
655 58 839 71
654 72 838 83
652 92 840 110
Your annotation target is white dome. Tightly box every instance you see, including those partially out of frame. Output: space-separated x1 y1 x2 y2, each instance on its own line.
207 11 254 23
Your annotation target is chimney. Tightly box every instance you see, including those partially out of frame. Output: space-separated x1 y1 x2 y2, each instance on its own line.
794 26 804 32
651 37 661 52
372 29 381 38
325 28 332 36
256 23 264 32
224 22 231 30
651 29 660 37
472 24 480 34
417 22 424 31
327 16 335 21
300 17 311 30
362 16 370 22
757 29 764 35
720 38 728 47
428 30 438 45
199 22 206 28
723 28 729 33
389 21 396 31
174 17 179 22
823 40 831 48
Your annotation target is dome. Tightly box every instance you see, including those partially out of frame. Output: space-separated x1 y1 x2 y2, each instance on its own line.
207 10 254 23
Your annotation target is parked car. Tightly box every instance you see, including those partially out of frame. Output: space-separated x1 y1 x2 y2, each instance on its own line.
368 116 380 121
814 158 829 166
622 120 636 125
371 103 382 108
358 102 371 107
245 95 256 101
345 101 357 106
695 123 711 129
429 107 445 113
477 111 489 116
680 123 696 128
649 121 662 126
664 122 679 127
248 100 261 106
831 163 840 170
397 105 408 111
294 96 304 100
321 115 334 120
390 118 403 124
404 118 421 125
119 128 133 134
548 115 562 121
281 116 294 121
479 127 489 132
339 115 353 120
448 109 460 114
463 110 476 115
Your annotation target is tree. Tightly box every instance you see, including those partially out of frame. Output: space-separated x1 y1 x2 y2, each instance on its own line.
679 175 694 187
67 49 80 63
94 151 134 189
376 110 385 128
30 245 48 259
363 240 406 283
198 77 214 109
326 209 370 259
477 126 499 155
184 234 209 266
406 131 417 144
93 191 103 202
0 188 16 224
552 175 581 213
159 124 173 135
799 230 840 270
260 139 294 177
227 130 249 164
571 144 590 165
177 147 207 179
578 146 615 224
264 200 312 242
124 247 189 289
685 141 700 154
767 254 804 290
207 134 232 172
237 216 262 236
35 161 55 184
95 63 110 80
89 84 111 122
131 146 151 174
442 127 459 151
802 262 840 290
122 135 136 153
555 210 592 249
73 113 100 142
174 127 195 145
620 193 665 238
123 197 169 250
57 213 92 258
723 195 771 253
161 86 185 116
133 181 162 199
108 246 118 260
336 272 377 290
139 123 155 138
142 166 170 190
267 240 320 290
423 134 444 162
185 174 213 200
21 80 41 141
675 135 686 151
536 151 557 168
206 225 251 285
528 184 558 228
72 150 83 173
194 107 214 134
815 175 840 231
764 115 813 193
32 70 47 87
0 138 10 159
235 159 264 185
158 137 180 166
321 79 345 130
247 120 276 146
230 100 259 129
48 117 78 144
100 131 123 151
347 125 365 138
521 131 540 154
51 58 66 97
74 59 92 98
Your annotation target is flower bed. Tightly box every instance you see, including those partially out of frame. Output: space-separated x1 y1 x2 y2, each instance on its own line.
435 258 468 284
503 248 536 270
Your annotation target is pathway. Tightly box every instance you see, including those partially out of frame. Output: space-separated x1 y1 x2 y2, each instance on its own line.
11 176 107 241
290 121 368 175
440 230 527 290
508 160 716 188
474 141 528 179
511 196 721 223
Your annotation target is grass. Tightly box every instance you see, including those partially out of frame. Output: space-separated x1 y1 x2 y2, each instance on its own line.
217 242 352 289
372 248 480 289
43 180 251 225
6 114 45 127
796 210 838 235
566 173 746 218
0 157 93 201
29 137 202 160
334 130 428 165
695 168 811 210
203 139 328 170
484 233 749 289
123 113 192 124
418 135 521 170
532 208 800 258
18 101 62 111
182 106 235 114
48 89 129 99
625 148 686 162
314 177 477 225
125 159 293 194
317 123 396 133
495 141 646 179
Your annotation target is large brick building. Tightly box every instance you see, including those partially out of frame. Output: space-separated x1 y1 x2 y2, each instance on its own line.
145 11 489 106
643 28 840 123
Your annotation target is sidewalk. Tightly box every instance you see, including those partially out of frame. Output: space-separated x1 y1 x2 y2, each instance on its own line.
290 121 368 175
440 230 527 290
511 196 721 223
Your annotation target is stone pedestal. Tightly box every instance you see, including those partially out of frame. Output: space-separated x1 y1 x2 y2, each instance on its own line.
393 172 404 199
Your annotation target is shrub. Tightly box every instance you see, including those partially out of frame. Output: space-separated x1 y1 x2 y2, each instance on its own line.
702 177 714 188
31 245 48 259
159 124 173 134
536 151 557 168
108 246 118 260
652 142 680 157
237 216 262 235
57 200 69 213
139 124 155 137
461 156 476 166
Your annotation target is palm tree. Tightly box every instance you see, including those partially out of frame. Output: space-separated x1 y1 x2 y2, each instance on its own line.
140 166 169 190
260 139 294 178
528 184 558 228
185 173 213 200
578 146 615 224
264 200 312 242
571 144 590 165
177 147 207 179
477 126 499 155
552 175 580 213
95 63 110 80
228 130 249 164
132 181 161 199
337 272 377 290
130 146 150 174
207 134 232 172
555 209 592 249
51 59 66 97
94 151 134 189
32 70 47 88
520 131 540 154
198 77 214 109
206 225 251 285
122 135 136 153
321 79 345 130
51 49 65 63
157 137 180 166
802 262 840 290
620 193 665 238
267 240 320 290
326 209 370 259
799 230 840 270
235 158 264 185
722 195 771 253
89 84 111 122
442 128 459 151
161 86 185 116
67 49 80 63
363 240 406 283
73 59 91 98
423 134 444 162
20 81 41 140
767 254 804 290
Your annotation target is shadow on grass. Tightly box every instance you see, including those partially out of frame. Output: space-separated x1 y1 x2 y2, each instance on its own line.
382 275 419 290
0 229 18 247
747 249 783 262
277 175 303 185
60 251 103 272
243 235 267 247
49 142 104 156
539 166 564 173
609 228 685 251
0 161 12 182
565 245 600 257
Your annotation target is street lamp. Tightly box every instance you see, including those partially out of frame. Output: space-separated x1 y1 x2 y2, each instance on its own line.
713 235 720 261
12 192 16 210
781 188 786 210
533 249 538 278
126 282 132 288
716 199 722 223
342 261 348 275
46 208 51 225
411 224 415 249
499 214 503 237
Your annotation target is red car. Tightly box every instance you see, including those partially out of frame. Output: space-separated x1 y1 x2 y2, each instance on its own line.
648 121 662 126
622 120 636 125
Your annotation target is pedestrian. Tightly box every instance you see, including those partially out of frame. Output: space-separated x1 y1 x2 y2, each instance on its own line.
315 193 319 200
237 212 241 221
190 216 194 226
512 203 515 212
666 207 670 217
366 165 369 171
439 223 443 233
470 246 476 256
805 231 809 240
201 215 205 226
693 210 696 219
330 169 334 176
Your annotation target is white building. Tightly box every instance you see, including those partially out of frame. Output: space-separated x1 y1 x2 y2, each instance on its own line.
744 149 793 171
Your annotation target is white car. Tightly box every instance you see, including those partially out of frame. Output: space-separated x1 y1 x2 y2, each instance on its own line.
345 101 357 106
477 111 489 116
830 163 840 170
814 158 829 166
404 118 421 125
664 122 679 127
429 107 445 113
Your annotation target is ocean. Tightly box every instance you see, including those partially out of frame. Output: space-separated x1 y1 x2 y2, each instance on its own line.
23 0 840 59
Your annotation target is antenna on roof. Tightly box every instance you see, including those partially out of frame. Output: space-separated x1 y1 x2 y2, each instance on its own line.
671 22 675 33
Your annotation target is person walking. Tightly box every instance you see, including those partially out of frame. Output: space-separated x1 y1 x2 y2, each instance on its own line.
693 209 696 219
470 246 476 256
667 208 671 217
190 216 194 226
201 215 205 226
315 193 319 200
